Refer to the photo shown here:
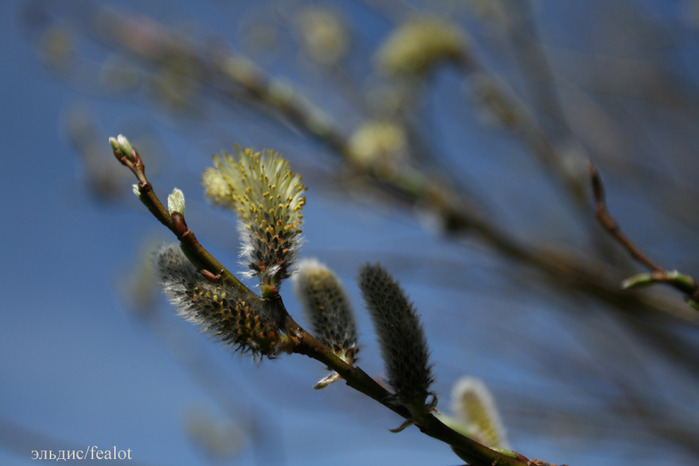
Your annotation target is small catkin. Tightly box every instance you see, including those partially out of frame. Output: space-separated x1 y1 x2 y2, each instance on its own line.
358 263 433 408
451 377 509 449
155 243 281 359
293 259 358 363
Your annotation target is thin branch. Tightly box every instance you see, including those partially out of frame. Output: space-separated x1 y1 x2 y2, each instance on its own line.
110 142 254 298
589 163 663 272
589 162 699 307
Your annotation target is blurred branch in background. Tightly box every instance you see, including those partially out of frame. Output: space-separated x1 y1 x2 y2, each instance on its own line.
22 0 699 464
38 1 698 322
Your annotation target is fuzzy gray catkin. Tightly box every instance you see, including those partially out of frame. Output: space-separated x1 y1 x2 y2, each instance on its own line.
293 259 358 363
155 243 281 358
358 263 433 408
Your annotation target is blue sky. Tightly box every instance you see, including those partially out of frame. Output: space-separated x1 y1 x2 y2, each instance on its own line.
2 1 699 465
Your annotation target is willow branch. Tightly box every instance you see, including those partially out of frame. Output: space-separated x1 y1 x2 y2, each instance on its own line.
110 137 549 466
110 141 253 298
282 309 538 466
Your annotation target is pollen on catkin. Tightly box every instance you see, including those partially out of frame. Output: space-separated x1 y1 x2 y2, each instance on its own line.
358 263 433 410
202 147 306 295
155 243 281 359
293 259 358 364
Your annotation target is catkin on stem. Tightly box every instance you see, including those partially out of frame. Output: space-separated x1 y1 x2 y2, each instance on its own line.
358 263 434 411
293 259 358 364
156 243 282 359
202 147 306 296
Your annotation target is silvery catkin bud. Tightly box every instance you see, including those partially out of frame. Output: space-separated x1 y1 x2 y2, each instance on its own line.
292 259 358 364
156 243 281 358
201 147 306 297
358 263 433 410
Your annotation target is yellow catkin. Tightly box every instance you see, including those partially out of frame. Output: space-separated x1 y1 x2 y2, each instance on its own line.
377 16 468 76
202 147 306 293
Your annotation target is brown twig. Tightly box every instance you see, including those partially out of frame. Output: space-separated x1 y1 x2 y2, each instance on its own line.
110 141 253 298
589 163 663 272
589 162 699 307
284 309 535 466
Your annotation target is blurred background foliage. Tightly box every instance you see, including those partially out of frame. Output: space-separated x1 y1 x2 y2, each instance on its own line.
4 0 699 464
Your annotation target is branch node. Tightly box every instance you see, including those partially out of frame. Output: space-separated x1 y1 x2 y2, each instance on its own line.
170 211 189 239
199 268 222 283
